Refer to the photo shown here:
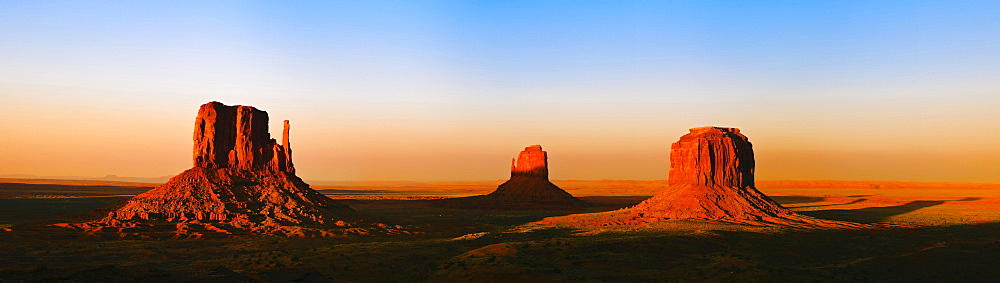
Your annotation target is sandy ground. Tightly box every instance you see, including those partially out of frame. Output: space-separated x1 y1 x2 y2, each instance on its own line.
1 178 999 281
3 178 997 226
314 179 1000 226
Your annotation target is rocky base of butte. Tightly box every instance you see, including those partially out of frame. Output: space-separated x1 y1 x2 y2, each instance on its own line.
435 145 589 210
56 102 402 238
531 127 873 229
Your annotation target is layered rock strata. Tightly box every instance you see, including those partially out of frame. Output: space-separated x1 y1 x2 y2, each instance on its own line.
57 102 398 238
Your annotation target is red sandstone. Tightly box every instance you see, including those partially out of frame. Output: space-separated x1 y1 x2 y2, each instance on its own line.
510 145 547 178
58 102 399 238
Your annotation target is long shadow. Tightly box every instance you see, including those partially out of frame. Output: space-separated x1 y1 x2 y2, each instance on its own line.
317 189 438 195
955 197 982 201
0 197 128 225
4 220 1000 282
770 195 826 205
0 182 152 197
801 200 945 223
802 197 983 223
792 198 868 209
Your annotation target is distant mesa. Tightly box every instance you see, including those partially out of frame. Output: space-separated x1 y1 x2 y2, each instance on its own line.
434 145 589 210
531 127 868 228
56 101 401 238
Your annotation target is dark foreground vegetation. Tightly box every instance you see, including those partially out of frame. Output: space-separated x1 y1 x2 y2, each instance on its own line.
1 194 998 282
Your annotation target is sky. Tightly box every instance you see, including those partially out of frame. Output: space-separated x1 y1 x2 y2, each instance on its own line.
1 1 998 182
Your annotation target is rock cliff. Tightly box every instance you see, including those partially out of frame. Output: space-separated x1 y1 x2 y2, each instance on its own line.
510 145 548 178
667 127 753 188
193 102 294 172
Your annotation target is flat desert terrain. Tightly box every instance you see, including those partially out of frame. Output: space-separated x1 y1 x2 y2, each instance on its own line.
1 178 998 281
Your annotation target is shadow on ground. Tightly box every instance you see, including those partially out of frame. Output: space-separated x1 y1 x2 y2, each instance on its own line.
769 195 826 205
0 183 151 198
3 220 997 282
792 198 869 209
801 197 982 223
0 193 997 282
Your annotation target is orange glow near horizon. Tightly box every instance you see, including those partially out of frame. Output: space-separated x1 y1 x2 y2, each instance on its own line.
2 2 998 183
2 93 998 183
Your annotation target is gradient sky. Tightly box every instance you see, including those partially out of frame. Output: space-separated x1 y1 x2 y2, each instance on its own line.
2 1 998 182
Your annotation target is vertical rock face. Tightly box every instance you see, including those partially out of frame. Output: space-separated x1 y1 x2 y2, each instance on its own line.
511 145 548 178
192 102 236 169
668 127 754 187
193 101 294 172
437 145 588 210
626 126 802 223
59 102 395 238
282 120 294 172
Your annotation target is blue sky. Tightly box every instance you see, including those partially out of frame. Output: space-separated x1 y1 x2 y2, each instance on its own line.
2 1 999 181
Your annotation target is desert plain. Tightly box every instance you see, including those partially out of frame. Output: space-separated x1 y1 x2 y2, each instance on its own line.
5 1 1000 281
2 177 998 282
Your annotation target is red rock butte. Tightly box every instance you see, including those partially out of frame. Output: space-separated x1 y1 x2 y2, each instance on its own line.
192 102 295 172
436 145 588 210
667 127 754 188
510 145 548 178
532 127 869 228
56 102 399 238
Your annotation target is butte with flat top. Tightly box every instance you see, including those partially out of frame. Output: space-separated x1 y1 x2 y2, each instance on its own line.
56 101 399 238
434 145 589 210
530 126 872 229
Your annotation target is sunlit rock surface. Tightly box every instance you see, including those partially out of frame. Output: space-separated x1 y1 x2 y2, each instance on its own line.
532 127 870 228
56 102 402 238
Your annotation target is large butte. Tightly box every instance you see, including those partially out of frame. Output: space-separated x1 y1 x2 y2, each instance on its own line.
530 127 869 229
56 102 401 238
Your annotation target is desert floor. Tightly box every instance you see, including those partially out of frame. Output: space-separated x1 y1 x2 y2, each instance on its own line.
1 178 998 282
